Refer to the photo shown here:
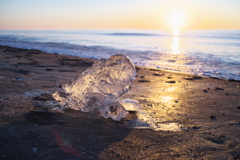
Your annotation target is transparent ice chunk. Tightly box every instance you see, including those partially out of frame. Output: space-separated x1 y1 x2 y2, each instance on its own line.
53 54 136 120
118 99 141 111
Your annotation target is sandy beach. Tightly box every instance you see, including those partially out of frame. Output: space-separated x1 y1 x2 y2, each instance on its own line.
0 45 240 159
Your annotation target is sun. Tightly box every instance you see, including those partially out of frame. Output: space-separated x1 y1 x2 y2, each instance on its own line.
169 10 185 29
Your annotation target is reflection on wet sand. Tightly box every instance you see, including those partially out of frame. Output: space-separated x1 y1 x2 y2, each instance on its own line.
121 67 187 131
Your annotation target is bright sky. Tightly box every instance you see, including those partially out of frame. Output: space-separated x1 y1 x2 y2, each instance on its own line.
1 0 240 30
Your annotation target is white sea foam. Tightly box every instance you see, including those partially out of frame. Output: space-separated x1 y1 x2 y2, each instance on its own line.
0 29 239 80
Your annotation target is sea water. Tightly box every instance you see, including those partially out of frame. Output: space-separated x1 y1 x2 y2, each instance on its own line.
0 29 239 80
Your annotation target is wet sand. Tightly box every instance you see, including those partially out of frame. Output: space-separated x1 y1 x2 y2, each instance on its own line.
0 45 240 160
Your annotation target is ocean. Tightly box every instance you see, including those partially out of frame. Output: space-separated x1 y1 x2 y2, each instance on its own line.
0 29 239 80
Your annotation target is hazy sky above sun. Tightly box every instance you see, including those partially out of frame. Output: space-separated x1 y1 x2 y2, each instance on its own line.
1 0 240 30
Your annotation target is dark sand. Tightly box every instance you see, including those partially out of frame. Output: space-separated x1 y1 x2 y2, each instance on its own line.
0 45 240 160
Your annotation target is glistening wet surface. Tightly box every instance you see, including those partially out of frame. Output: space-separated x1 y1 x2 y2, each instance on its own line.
24 89 184 131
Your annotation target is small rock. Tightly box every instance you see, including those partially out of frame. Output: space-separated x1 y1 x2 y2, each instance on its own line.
150 69 160 71
165 81 176 84
215 87 224 91
15 77 23 80
116 153 121 157
210 115 216 120
184 76 193 80
138 80 150 83
237 105 240 110
193 75 202 79
153 73 163 76
192 126 201 130
147 103 152 106
203 89 208 93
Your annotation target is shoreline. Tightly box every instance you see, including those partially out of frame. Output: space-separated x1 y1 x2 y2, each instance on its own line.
0 45 240 159
1 42 239 82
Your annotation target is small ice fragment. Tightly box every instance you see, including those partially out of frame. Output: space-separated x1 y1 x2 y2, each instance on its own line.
156 123 182 131
98 102 129 121
119 99 141 111
53 54 136 120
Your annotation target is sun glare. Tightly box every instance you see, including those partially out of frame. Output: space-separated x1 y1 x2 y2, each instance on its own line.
172 28 180 36
169 10 185 28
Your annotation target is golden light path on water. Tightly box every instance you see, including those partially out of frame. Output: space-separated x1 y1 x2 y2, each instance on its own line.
171 28 181 54
147 27 183 131
129 28 186 130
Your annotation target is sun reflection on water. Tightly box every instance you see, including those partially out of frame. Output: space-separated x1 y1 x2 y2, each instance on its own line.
170 28 181 54
172 28 180 36
171 36 180 54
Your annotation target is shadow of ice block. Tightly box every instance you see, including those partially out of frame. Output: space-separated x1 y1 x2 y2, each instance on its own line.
53 54 136 120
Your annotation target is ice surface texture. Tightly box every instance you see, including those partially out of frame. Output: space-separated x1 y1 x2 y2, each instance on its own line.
53 54 136 120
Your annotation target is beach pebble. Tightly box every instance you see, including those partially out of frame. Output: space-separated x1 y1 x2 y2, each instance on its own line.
203 89 208 93
237 104 240 109
116 153 121 157
215 87 224 91
210 115 216 120
150 69 160 71
153 73 163 76
46 68 53 71
184 76 193 80
147 103 152 107
193 75 202 79
138 80 150 82
192 126 201 130
165 81 176 83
